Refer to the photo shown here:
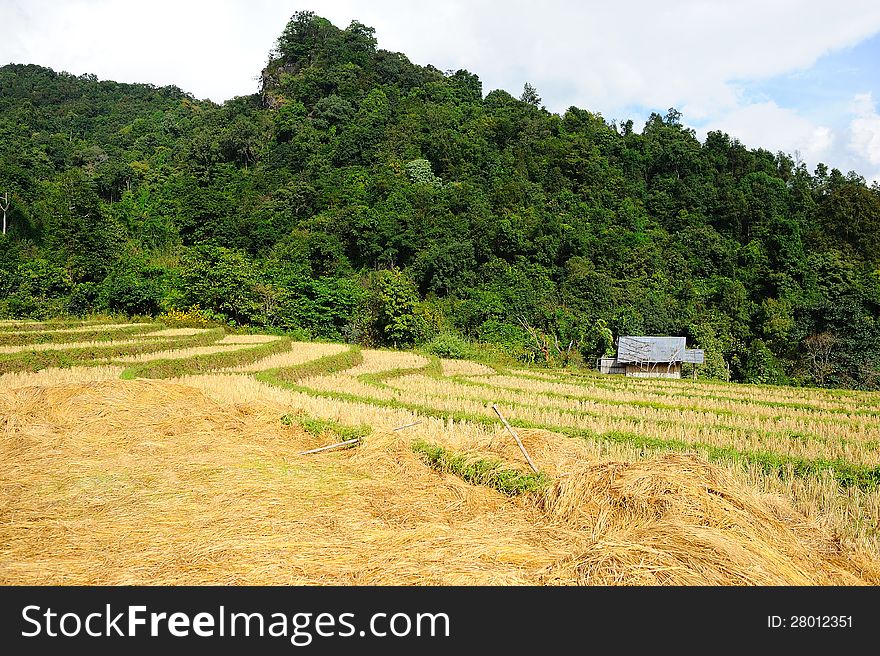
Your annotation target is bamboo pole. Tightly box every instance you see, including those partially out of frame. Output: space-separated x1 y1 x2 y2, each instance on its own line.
299 438 360 455
299 419 423 455
392 420 422 431
491 403 538 473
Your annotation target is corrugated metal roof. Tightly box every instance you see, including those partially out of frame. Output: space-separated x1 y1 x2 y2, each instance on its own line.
617 336 687 363
681 349 705 364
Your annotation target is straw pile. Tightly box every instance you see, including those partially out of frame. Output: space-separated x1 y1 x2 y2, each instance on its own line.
1 378 877 585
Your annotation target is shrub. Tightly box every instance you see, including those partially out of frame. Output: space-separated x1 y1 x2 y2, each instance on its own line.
156 305 218 328
423 332 475 359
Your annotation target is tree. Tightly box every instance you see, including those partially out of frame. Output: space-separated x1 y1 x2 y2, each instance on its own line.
360 268 426 347
405 159 442 187
44 169 120 282
0 192 9 235
803 332 836 386
179 246 262 325
520 82 541 107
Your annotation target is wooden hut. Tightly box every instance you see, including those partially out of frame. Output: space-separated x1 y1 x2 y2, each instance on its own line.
599 336 704 379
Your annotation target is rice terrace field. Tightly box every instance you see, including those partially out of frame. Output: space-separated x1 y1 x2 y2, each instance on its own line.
2 318 880 585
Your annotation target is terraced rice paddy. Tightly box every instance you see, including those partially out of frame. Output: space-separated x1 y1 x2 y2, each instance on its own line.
1 319 879 585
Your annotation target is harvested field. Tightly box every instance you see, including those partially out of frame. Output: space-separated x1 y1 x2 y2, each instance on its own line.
1 322 155 335
221 342 348 372
2 378 876 585
440 358 496 377
343 349 430 376
113 343 258 363
0 365 126 388
0 337 164 354
217 334 284 344
2 320 880 585
141 328 216 337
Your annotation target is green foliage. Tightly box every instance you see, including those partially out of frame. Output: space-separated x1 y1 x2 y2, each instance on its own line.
688 320 731 381
359 268 427 347
411 439 549 496
293 415 372 441
179 246 262 325
99 258 165 316
422 332 476 359
743 338 789 385
1 15 879 389
43 169 121 282
405 159 442 187
475 319 532 362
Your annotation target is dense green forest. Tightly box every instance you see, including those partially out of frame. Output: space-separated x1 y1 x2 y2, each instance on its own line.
2 11 879 388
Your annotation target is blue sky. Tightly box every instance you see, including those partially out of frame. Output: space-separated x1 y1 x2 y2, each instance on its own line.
741 34 880 115
684 32 880 179
4 0 880 181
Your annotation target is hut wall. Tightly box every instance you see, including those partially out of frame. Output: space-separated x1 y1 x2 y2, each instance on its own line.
625 363 681 379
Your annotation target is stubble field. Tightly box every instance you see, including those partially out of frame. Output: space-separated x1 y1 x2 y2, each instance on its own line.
1 319 879 585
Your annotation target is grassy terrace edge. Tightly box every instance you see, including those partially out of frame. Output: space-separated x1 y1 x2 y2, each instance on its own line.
253 345 363 386
0 329 223 374
412 438 550 496
0 323 161 345
120 336 293 379
254 368 880 492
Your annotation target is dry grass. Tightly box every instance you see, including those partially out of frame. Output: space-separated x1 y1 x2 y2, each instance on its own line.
440 358 495 377
141 328 215 338
0 366 125 389
217 334 284 344
343 349 429 376
221 342 348 373
1 377 876 585
1 322 155 335
0 337 168 354
558 371 880 408
295 370 872 464
477 374 876 415
3 323 879 586
181 373 880 557
536 454 878 585
113 344 257 363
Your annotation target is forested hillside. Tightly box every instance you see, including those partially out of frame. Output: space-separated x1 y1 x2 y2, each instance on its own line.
2 11 879 388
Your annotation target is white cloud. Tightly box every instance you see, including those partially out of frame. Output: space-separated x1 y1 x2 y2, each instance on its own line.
703 101 834 163
849 92 880 166
2 0 880 180
3 0 880 110
2 0 294 102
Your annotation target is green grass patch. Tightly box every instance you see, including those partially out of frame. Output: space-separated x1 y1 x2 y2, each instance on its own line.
254 345 363 387
256 371 880 492
281 412 372 442
412 438 549 496
119 335 291 379
0 329 223 374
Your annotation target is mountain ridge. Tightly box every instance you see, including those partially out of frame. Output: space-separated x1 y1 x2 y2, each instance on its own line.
0 10 879 389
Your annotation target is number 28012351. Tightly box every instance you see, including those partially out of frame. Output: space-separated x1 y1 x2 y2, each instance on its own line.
768 615 852 628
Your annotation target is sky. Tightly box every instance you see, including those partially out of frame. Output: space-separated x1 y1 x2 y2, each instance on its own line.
4 0 880 182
